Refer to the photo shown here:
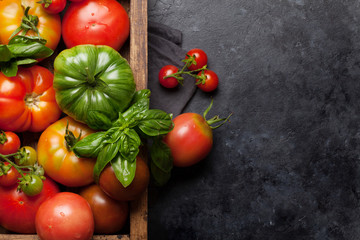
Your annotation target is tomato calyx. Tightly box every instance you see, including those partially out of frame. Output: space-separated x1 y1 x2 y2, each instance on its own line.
9 7 44 42
64 121 82 152
203 99 233 130
0 131 7 145
37 0 53 8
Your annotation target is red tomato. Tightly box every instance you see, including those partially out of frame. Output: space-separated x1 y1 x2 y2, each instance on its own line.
0 0 61 50
185 48 208 71
62 0 130 51
0 177 59 233
40 0 67 14
37 117 96 187
99 156 149 201
0 162 21 187
0 131 21 155
79 184 129 234
35 192 94 240
158 65 180 88
164 113 213 167
196 69 219 92
0 66 62 132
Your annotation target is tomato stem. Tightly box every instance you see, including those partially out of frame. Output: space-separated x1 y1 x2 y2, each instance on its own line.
0 131 7 145
203 98 233 130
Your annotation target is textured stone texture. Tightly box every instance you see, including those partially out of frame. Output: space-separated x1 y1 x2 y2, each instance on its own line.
148 1 360 239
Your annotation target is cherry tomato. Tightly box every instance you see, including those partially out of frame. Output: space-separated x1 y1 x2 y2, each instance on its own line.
0 66 62 132
0 162 20 187
196 69 219 92
0 0 61 50
40 0 67 14
158 65 179 88
0 177 59 233
0 131 21 155
15 146 37 166
79 184 129 234
185 48 208 71
19 175 44 197
37 117 96 187
35 192 94 240
164 113 213 167
62 0 130 51
99 156 149 201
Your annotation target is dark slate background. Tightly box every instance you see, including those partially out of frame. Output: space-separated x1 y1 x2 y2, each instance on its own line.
147 1 360 239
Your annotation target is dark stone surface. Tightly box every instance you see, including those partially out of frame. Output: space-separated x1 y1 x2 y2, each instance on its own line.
147 1 360 239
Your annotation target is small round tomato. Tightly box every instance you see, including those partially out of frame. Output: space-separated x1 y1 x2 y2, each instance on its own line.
0 66 62 132
0 162 20 187
40 0 67 14
19 175 44 197
99 156 149 201
35 192 94 240
37 117 96 187
15 146 37 166
185 48 208 71
164 113 213 167
0 177 59 233
159 65 179 88
0 131 21 155
196 69 219 92
62 0 130 51
79 184 129 234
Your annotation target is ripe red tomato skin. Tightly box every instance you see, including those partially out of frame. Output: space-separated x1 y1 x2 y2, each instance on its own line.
196 70 219 92
0 177 59 233
79 184 129 234
164 113 213 167
62 0 130 51
0 162 20 187
159 65 179 88
186 48 208 71
42 0 67 14
35 192 94 240
99 156 150 201
0 132 20 155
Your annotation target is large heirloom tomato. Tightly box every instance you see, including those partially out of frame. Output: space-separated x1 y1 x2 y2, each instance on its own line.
37 117 97 187
62 0 130 51
53 45 135 127
0 65 62 132
0 177 59 233
0 0 61 50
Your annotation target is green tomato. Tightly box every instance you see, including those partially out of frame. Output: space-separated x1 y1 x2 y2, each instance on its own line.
53 45 136 129
19 175 44 196
15 146 37 166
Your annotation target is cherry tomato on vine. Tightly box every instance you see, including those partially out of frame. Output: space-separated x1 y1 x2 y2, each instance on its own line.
39 0 67 14
35 192 94 240
185 48 208 71
0 177 59 233
0 162 20 187
196 69 219 92
99 156 150 201
19 174 44 197
159 65 180 88
0 131 21 155
80 184 129 234
15 146 37 166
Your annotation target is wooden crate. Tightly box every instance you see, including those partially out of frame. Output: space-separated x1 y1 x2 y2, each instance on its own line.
0 0 148 239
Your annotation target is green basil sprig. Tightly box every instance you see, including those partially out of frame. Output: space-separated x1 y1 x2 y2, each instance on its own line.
73 89 174 187
0 36 53 77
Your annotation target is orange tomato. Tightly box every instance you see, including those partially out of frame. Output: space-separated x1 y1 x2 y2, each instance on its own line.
37 117 97 187
0 0 61 50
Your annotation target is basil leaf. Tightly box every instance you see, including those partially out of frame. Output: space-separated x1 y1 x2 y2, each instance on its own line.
111 153 136 187
131 89 151 104
1 61 18 77
0 45 12 62
93 142 120 183
73 132 106 158
150 161 171 186
123 98 149 124
16 58 37 66
86 110 113 130
138 109 174 136
119 129 141 162
150 138 173 173
7 42 53 59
